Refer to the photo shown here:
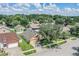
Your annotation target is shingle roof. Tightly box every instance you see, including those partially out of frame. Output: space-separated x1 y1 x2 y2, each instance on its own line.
22 28 37 41
0 32 19 44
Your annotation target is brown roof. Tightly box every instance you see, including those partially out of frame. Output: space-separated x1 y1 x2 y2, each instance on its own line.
0 32 19 44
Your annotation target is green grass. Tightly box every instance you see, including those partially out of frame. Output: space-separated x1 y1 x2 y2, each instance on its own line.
19 38 34 51
19 36 36 55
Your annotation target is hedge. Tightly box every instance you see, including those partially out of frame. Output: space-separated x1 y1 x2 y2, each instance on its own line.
43 39 66 48
70 37 76 40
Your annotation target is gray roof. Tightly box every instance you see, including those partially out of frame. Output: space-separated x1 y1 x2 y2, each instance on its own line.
22 28 37 41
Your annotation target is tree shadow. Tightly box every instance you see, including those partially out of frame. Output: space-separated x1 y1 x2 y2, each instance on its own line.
72 47 79 56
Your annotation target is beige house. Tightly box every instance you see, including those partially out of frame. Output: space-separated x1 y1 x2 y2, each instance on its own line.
15 25 25 34
22 28 39 47
62 26 70 32
29 21 40 32
0 25 10 33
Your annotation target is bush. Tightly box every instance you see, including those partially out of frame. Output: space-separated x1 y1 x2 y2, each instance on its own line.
23 49 36 55
39 39 51 46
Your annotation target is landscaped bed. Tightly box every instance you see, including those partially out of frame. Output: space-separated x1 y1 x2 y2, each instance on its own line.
19 36 36 55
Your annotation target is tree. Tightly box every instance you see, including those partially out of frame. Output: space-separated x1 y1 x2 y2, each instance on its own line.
55 18 65 25
70 25 79 37
65 17 76 26
20 17 29 27
39 23 63 46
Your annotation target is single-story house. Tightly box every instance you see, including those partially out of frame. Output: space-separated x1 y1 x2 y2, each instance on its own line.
0 32 19 48
14 25 25 34
0 25 10 33
29 21 40 32
62 26 70 32
22 28 39 47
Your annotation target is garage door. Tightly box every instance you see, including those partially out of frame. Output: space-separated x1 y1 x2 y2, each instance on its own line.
8 42 18 48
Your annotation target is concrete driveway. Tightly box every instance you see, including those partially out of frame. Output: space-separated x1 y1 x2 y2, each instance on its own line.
30 39 79 56
5 47 24 56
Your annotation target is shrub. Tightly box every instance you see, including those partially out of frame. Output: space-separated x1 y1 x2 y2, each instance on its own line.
39 39 51 46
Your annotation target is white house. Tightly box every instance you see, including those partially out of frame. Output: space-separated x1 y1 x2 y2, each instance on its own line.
15 25 25 34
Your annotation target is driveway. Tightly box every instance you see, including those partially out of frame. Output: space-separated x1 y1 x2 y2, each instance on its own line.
5 47 24 56
30 39 79 56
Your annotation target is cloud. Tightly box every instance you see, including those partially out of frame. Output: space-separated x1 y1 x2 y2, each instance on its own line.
32 3 42 9
0 3 79 16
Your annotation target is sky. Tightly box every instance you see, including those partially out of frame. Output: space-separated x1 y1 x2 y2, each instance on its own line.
0 3 79 16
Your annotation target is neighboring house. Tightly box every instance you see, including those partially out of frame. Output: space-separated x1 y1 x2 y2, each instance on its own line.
62 26 70 32
15 25 25 34
29 21 40 32
22 28 39 47
0 32 19 48
0 25 10 33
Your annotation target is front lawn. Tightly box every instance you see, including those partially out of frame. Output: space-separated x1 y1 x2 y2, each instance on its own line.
19 38 34 51
19 36 36 55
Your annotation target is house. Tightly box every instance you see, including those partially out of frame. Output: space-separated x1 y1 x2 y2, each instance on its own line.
14 25 25 34
62 26 70 32
22 28 39 47
0 25 10 33
0 32 19 48
29 21 40 32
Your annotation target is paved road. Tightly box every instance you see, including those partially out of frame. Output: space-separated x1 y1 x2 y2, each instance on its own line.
30 39 79 56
